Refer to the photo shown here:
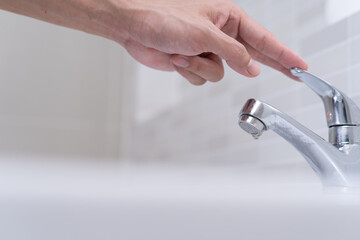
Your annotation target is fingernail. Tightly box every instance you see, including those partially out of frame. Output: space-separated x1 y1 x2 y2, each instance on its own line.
172 56 190 68
246 59 261 76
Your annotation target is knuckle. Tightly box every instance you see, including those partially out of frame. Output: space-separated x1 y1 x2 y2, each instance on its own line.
188 57 202 73
236 44 247 55
211 66 225 82
277 48 285 62
255 35 267 53
256 53 267 63
193 61 202 73
234 45 250 67
191 26 211 53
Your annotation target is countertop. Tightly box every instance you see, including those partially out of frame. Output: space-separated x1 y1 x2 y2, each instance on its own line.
0 158 359 240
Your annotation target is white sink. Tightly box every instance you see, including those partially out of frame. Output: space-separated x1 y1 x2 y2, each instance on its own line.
0 158 360 240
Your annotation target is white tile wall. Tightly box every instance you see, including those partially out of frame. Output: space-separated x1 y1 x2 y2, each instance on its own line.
129 0 360 168
0 11 131 159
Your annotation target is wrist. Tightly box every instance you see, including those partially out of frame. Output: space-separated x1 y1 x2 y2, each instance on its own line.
93 0 158 46
85 0 135 45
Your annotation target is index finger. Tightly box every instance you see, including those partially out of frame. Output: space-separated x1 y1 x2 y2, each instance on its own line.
200 26 261 77
235 8 308 70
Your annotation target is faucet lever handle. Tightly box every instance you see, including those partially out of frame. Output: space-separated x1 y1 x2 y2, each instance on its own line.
290 68 360 127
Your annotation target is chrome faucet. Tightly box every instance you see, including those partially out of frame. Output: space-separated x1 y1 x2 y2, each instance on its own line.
238 68 360 187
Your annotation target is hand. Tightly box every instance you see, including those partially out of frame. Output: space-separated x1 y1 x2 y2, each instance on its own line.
0 0 308 86
122 0 308 85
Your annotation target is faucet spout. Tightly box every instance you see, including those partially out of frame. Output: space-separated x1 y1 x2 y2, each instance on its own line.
239 98 351 186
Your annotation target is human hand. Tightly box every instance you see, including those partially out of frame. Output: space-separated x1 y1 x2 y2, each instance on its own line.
0 0 307 86
121 0 308 85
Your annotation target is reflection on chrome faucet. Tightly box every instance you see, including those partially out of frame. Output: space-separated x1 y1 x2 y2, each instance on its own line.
238 68 360 187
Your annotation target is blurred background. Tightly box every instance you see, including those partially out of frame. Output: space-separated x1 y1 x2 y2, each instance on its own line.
2 0 360 239
0 0 360 165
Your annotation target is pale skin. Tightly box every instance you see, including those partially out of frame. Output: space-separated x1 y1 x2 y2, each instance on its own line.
0 0 308 85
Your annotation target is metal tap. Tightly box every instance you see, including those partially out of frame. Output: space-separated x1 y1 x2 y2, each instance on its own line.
238 68 360 187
